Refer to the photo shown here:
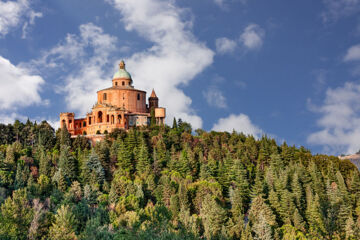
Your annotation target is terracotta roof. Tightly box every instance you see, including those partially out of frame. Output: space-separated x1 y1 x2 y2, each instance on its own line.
150 89 158 98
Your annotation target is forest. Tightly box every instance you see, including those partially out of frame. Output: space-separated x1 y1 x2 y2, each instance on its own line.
0 118 359 240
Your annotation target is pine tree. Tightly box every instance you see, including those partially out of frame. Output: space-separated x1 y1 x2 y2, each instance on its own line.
136 139 151 175
293 208 305 232
0 189 33 240
14 161 29 189
249 195 276 229
48 205 78 240
96 141 110 179
59 145 77 183
39 146 51 177
200 194 227 239
345 212 356 240
85 150 105 186
306 193 326 237
4 145 16 168
291 171 304 211
117 139 133 174
253 212 273 240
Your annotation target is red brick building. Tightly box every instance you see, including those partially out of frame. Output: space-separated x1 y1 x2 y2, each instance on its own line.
60 60 166 137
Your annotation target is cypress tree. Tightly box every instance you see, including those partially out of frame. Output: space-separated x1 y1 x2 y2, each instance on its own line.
172 117 177 129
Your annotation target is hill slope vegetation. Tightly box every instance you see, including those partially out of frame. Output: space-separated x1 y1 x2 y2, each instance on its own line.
0 119 358 239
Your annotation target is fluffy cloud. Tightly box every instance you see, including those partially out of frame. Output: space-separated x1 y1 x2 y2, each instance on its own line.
0 0 42 37
215 37 237 54
108 0 215 129
216 23 265 55
344 44 360 62
240 24 265 50
0 56 44 110
213 0 247 9
322 0 360 22
212 113 262 138
307 82 360 154
202 85 227 109
0 112 26 125
29 23 117 116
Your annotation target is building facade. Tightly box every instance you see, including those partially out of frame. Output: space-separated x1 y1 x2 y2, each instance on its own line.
60 61 166 136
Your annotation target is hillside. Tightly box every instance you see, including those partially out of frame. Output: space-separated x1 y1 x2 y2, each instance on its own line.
0 119 359 239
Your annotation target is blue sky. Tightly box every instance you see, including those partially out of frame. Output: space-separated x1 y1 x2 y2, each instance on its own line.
1 0 360 155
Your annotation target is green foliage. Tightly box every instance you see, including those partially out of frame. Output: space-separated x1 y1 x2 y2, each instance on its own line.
0 189 33 240
49 205 78 240
0 119 358 239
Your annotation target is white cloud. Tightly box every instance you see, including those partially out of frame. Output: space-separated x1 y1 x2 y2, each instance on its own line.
108 0 215 129
0 0 41 37
0 56 44 110
322 0 360 22
21 10 43 39
28 23 117 117
215 37 237 54
240 24 265 50
308 82 360 154
344 44 360 62
203 85 227 109
213 0 247 9
212 113 262 138
215 23 265 55
0 112 26 124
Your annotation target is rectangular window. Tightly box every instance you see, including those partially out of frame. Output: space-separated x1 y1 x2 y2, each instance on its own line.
107 115 110 122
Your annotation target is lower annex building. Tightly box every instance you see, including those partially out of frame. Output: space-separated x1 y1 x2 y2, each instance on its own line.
60 60 166 137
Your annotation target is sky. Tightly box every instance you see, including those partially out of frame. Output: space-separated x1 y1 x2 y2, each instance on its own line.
1 0 360 155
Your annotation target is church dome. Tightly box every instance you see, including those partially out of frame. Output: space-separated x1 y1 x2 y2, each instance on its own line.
113 60 132 79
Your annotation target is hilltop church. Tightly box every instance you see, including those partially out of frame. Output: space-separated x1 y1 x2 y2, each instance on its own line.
60 60 166 137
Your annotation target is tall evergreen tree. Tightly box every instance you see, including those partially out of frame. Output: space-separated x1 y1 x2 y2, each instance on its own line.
48 205 78 240
59 145 77 183
0 189 33 240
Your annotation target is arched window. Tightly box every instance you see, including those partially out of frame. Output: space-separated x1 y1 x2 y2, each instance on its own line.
98 111 103 123
83 121 86 127
115 82 118 86
107 114 110 122
62 119 66 128
137 93 140 100
122 81 125 86
103 93 107 100
89 117 92 125
111 115 114 124
118 114 122 124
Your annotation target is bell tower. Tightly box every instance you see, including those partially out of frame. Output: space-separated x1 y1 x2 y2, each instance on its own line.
148 89 159 110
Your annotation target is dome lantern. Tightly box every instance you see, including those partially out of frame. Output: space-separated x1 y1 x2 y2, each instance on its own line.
112 60 132 80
